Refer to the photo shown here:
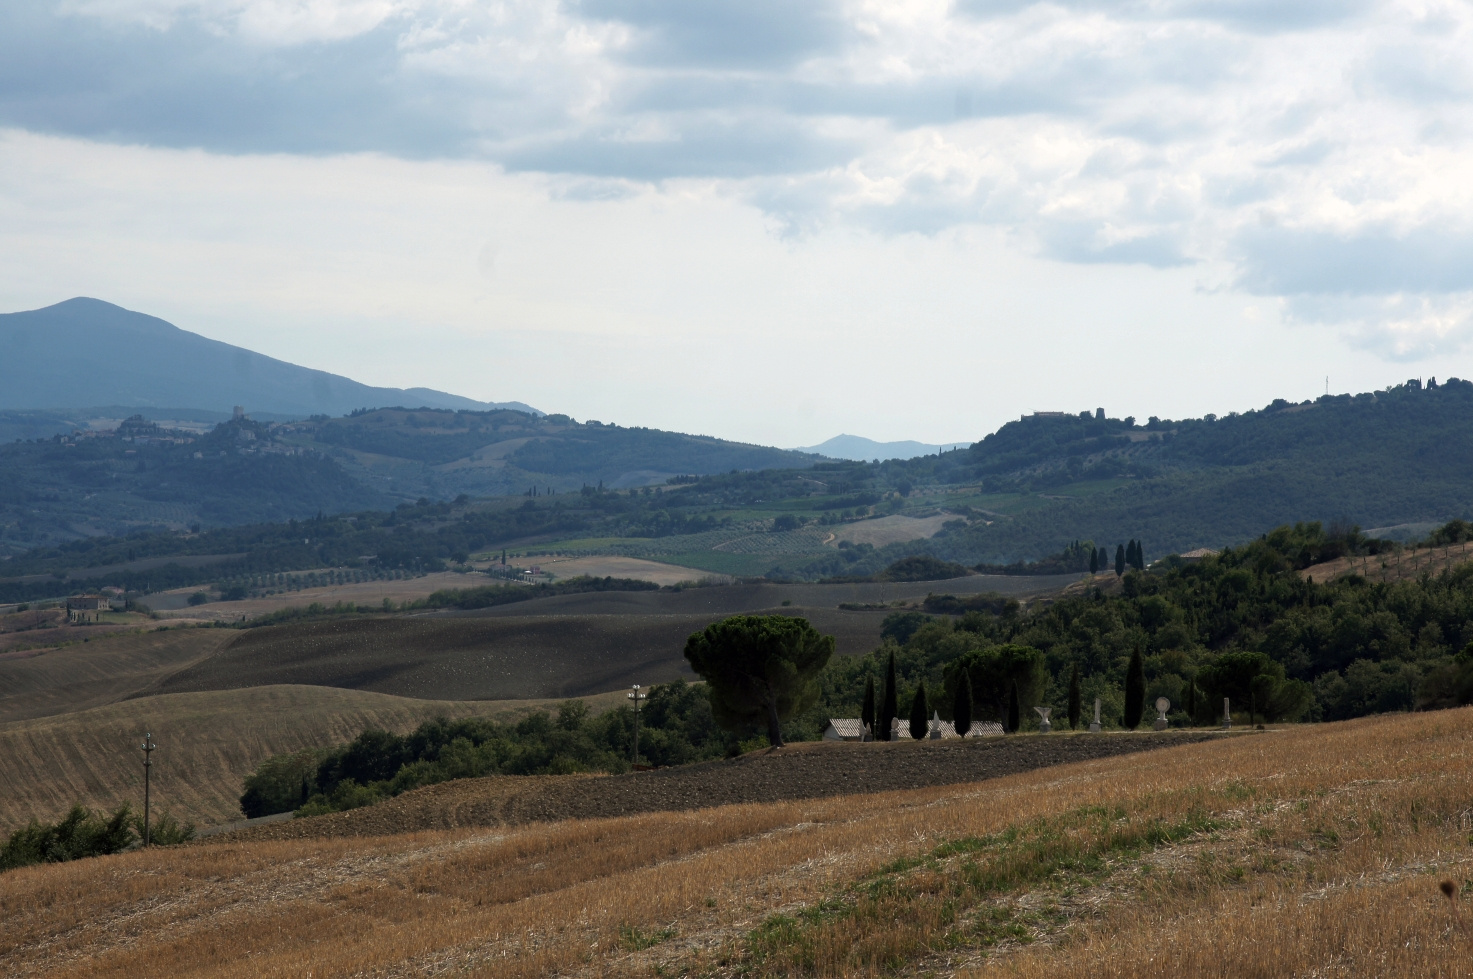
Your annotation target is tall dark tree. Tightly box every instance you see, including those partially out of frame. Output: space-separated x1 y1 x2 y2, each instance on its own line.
909 682 929 740
880 651 899 742
1067 663 1082 730
1007 680 1021 733
861 674 876 739
953 671 973 738
1124 646 1145 729
1115 543 1126 576
1089 548 1099 574
1133 539 1146 570
1126 539 1137 568
1099 546 1109 571
682 615 834 747
1184 676 1197 725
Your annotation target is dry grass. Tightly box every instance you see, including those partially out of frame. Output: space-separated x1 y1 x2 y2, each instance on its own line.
528 555 734 586
1302 541 1473 584
152 570 486 621
829 514 955 549
5 710 1473 977
0 685 626 831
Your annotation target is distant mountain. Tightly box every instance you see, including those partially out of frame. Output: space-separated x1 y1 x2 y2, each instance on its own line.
795 434 971 462
0 298 538 417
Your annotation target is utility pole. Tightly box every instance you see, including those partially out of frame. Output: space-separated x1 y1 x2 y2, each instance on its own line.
627 684 647 765
139 732 155 846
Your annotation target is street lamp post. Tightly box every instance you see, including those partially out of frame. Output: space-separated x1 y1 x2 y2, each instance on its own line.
139 732 156 846
628 684 647 765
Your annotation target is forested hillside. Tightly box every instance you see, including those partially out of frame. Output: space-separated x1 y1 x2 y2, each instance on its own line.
6 377 1473 578
0 408 820 558
799 378 1473 571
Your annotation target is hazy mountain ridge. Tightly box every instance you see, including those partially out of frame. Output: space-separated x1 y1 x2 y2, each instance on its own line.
794 434 970 461
0 406 823 557
0 299 538 418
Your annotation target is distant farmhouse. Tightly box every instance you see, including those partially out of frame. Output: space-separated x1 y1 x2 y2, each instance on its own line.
66 595 111 611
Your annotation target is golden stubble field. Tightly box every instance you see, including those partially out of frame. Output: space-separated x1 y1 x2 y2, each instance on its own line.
4 709 1472 978
0 685 628 831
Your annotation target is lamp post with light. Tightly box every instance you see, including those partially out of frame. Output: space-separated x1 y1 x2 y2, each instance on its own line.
628 684 647 765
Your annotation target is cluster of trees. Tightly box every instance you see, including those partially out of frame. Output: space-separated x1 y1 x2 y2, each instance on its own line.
820 521 1473 733
239 680 732 818
1091 539 1147 576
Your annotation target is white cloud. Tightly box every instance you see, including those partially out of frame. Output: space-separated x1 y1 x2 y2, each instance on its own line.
3 0 1473 420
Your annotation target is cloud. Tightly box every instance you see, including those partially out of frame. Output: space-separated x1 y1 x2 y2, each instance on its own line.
5 0 1473 358
578 0 849 69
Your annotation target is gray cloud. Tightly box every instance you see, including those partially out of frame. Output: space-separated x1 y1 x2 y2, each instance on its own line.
578 0 848 69
4 0 1470 359
1234 226 1473 296
0 7 481 157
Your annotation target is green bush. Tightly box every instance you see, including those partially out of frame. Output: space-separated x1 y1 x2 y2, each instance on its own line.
1 803 136 872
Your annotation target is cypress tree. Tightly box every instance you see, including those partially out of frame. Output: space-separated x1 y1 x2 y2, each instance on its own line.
1134 539 1146 570
1089 548 1099 574
1067 663 1081 730
1124 646 1145 729
953 671 973 738
1126 539 1136 568
1115 543 1126 576
880 651 898 741
1185 676 1197 725
861 674 876 739
909 682 929 740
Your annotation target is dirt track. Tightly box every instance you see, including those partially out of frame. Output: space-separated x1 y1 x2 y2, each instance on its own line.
230 731 1227 843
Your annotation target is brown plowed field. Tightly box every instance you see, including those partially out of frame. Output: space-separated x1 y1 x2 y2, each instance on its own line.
0 626 230 723
152 605 891 701
234 731 1223 843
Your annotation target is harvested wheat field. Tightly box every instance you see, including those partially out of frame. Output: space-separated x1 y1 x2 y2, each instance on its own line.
0 685 627 832
6 710 1473 977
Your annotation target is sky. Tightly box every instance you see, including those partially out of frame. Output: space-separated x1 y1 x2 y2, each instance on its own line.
2 0 1472 448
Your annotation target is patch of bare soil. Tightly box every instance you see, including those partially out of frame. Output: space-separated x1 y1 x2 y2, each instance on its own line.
829 514 955 548
1301 543 1473 584
531 555 734 586
151 571 488 620
232 732 1224 844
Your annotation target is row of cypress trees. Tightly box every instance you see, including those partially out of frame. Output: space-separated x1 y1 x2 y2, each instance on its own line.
860 652 1049 740
1088 539 1148 575
856 653 1179 737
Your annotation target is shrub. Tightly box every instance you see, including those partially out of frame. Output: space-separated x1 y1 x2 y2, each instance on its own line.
1 803 136 872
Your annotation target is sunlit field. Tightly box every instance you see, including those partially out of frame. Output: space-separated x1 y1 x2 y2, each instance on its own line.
4 710 1470 977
